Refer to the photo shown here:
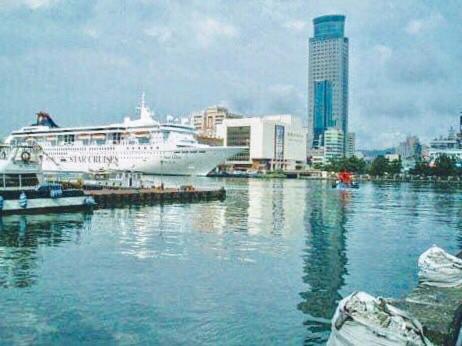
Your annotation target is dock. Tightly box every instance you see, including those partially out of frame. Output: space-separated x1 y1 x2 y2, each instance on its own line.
84 186 226 208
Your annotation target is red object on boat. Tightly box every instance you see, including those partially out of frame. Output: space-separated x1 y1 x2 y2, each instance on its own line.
338 171 352 184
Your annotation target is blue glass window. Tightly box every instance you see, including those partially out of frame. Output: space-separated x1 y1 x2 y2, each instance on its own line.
313 80 333 147
313 15 345 39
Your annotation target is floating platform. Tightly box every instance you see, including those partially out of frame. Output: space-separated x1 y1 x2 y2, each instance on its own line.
84 187 226 208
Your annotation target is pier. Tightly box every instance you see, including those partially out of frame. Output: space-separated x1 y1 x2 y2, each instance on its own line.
84 186 226 208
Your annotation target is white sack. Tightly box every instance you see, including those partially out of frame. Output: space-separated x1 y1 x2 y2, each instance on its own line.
327 291 433 346
418 245 462 288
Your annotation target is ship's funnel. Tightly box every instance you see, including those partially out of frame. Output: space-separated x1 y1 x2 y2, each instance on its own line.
35 112 59 128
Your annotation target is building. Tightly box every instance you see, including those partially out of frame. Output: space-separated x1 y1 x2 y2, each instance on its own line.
346 132 355 158
396 135 421 171
192 106 242 138
397 136 421 159
324 128 344 162
428 126 462 163
385 153 400 162
308 147 325 166
220 115 307 171
308 15 349 152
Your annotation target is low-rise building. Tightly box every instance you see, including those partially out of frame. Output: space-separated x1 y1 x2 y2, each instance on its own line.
308 147 325 166
220 115 306 171
192 106 242 138
385 153 400 161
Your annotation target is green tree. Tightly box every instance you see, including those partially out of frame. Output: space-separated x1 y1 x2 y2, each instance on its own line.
433 154 456 177
410 160 431 176
388 158 402 175
323 156 367 174
369 156 389 176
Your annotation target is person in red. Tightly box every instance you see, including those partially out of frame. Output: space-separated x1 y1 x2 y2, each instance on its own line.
338 171 352 185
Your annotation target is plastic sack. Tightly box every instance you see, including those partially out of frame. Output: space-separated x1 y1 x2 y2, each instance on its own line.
418 245 462 288
327 291 433 346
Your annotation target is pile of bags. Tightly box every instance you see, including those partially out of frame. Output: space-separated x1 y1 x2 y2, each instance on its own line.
328 245 462 345
418 245 462 288
327 291 433 346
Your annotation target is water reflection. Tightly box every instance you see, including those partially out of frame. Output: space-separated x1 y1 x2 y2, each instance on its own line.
298 183 349 345
0 213 92 288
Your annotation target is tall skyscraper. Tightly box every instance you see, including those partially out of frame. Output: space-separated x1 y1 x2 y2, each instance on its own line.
308 15 349 151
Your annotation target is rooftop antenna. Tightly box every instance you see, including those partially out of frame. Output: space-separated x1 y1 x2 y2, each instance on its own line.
139 92 152 120
141 92 145 109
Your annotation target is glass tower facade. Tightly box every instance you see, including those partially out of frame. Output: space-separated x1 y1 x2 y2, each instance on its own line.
313 80 333 147
308 15 349 152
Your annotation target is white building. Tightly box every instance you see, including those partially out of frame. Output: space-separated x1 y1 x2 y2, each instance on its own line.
219 115 306 171
346 132 355 158
385 153 400 161
428 127 462 163
324 128 344 162
192 106 242 138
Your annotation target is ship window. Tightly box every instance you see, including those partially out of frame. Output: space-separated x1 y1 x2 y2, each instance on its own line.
20 173 39 187
1 174 38 187
4 174 20 187
112 132 122 144
64 134 75 144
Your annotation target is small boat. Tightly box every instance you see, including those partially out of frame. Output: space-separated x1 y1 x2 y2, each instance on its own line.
0 144 96 215
332 171 359 189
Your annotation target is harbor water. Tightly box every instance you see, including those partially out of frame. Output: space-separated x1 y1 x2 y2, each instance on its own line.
0 178 461 345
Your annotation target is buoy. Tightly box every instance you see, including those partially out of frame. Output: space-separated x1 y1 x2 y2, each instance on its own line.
84 196 96 206
19 192 27 208
50 185 63 198
21 151 31 163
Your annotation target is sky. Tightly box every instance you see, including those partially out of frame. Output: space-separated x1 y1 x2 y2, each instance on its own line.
0 0 461 149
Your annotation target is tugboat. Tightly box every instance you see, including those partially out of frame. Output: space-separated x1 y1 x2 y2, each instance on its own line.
332 171 359 190
0 144 96 215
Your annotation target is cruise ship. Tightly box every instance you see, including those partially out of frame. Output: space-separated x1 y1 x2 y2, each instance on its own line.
6 96 244 175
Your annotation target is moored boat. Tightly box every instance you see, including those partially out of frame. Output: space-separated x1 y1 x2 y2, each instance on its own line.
6 95 245 176
0 144 96 215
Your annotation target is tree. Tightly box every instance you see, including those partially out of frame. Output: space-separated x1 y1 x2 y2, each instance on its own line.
433 154 456 177
323 156 367 174
388 158 402 175
410 160 431 176
369 156 388 176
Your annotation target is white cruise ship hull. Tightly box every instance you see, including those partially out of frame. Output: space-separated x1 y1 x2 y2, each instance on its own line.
41 146 243 176
7 97 246 176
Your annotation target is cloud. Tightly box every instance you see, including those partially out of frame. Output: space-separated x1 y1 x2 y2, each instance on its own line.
373 45 392 64
144 25 172 43
405 20 423 35
82 26 98 39
0 0 59 10
194 17 238 47
284 20 307 32
405 12 443 35
0 0 460 149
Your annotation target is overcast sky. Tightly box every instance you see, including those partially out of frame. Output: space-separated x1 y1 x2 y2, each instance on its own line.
1 0 461 149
